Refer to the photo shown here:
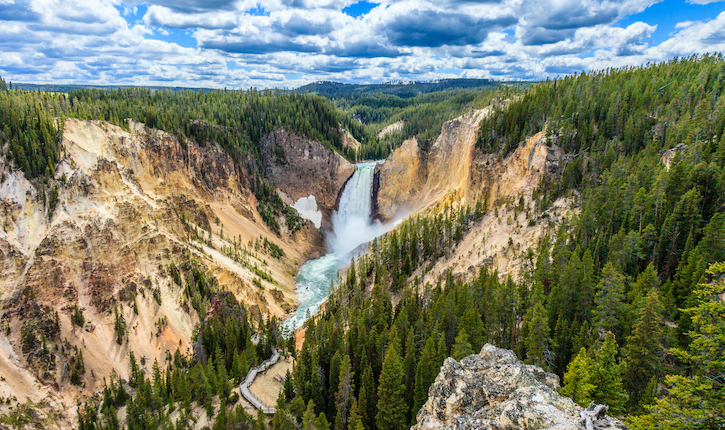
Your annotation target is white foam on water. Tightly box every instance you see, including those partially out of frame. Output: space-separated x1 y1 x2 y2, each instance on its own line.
282 161 393 332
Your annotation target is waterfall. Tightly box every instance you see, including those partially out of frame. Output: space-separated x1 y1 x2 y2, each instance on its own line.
281 161 386 332
329 161 384 259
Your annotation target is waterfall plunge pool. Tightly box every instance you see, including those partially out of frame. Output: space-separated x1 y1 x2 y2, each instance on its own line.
281 161 388 332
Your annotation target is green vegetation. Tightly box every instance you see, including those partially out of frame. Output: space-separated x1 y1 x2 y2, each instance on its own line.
478 54 725 162
0 90 65 179
326 86 523 158
76 254 292 430
298 79 498 98
3 56 725 429
275 55 725 429
71 304 85 328
628 262 725 429
255 179 304 234
0 84 377 181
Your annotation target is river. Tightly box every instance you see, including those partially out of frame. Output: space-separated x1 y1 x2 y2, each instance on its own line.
281 161 387 332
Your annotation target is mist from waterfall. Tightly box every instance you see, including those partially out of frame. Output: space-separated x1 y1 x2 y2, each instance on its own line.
281 161 389 332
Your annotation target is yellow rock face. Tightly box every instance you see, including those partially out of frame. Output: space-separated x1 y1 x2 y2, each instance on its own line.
375 137 426 221
0 119 346 426
375 108 489 220
376 109 574 283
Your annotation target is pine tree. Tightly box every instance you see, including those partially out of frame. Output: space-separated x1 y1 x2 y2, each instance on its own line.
593 263 627 339
359 363 376 430
413 334 439 413
629 262 725 430
335 355 354 427
348 399 365 430
622 290 665 409
560 347 595 407
302 400 317 430
376 340 407 430
460 306 483 351
403 331 417 425
524 283 552 368
592 332 627 414
216 348 231 401
451 329 474 361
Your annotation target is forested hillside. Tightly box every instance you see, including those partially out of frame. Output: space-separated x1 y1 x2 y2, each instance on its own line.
281 55 725 430
308 81 524 159
298 79 498 98
0 85 376 180
1 56 724 430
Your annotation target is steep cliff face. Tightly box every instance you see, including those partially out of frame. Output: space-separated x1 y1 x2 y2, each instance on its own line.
374 137 426 220
377 110 573 281
419 132 574 282
375 108 488 221
260 129 355 229
413 344 627 430
465 132 562 207
0 119 340 426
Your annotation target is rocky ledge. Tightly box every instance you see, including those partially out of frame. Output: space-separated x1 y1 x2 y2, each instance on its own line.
412 344 628 430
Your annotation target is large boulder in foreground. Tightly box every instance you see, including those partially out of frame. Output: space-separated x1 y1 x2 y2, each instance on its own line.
412 344 628 430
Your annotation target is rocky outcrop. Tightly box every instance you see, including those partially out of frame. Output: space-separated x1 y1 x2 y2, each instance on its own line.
341 128 361 152
465 131 563 210
378 121 404 138
660 143 687 169
420 108 488 206
413 344 627 430
260 129 355 227
375 108 488 221
376 109 571 281
376 109 565 222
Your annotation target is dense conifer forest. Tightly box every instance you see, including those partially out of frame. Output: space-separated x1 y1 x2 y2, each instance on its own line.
0 83 377 180
321 85 525 157
1 56 725 429
283 55 725 430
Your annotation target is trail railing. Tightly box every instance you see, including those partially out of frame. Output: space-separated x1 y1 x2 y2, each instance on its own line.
239 349 281 415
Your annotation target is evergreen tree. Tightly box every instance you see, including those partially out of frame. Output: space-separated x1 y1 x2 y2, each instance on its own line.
629 262 725 430
592 332 627 414
593 263 627 339
335 354 354 427
402 331 417 425
359 363 376 430
460 306 483 351
376 340 407 430
216 348 231 401
560 347 596 407
413 334 440 413
451 329 474 361
348 399 365 430
622 290 665 409
302 400 317 430
524 283 552 369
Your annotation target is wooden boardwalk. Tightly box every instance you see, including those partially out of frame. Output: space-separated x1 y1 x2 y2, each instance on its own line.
239 349 280 415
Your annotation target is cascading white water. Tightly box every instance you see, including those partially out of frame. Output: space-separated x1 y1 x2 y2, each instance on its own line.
281 161 385 332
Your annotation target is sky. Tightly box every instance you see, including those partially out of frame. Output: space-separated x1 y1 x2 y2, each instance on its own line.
1 0 724 89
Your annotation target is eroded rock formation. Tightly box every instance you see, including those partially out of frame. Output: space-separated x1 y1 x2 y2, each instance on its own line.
260 129 355 229
0 119 347 426
413 344 627 430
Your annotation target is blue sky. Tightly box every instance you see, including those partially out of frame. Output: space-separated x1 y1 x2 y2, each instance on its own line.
0 0 724 88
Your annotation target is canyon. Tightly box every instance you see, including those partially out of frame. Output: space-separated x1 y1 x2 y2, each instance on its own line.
0 106 573 427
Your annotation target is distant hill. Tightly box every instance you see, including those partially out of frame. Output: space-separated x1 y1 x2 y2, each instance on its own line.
297 78 502 98
11 82 214 93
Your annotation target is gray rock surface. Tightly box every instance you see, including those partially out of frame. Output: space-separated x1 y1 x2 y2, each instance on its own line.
411 344 628 430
